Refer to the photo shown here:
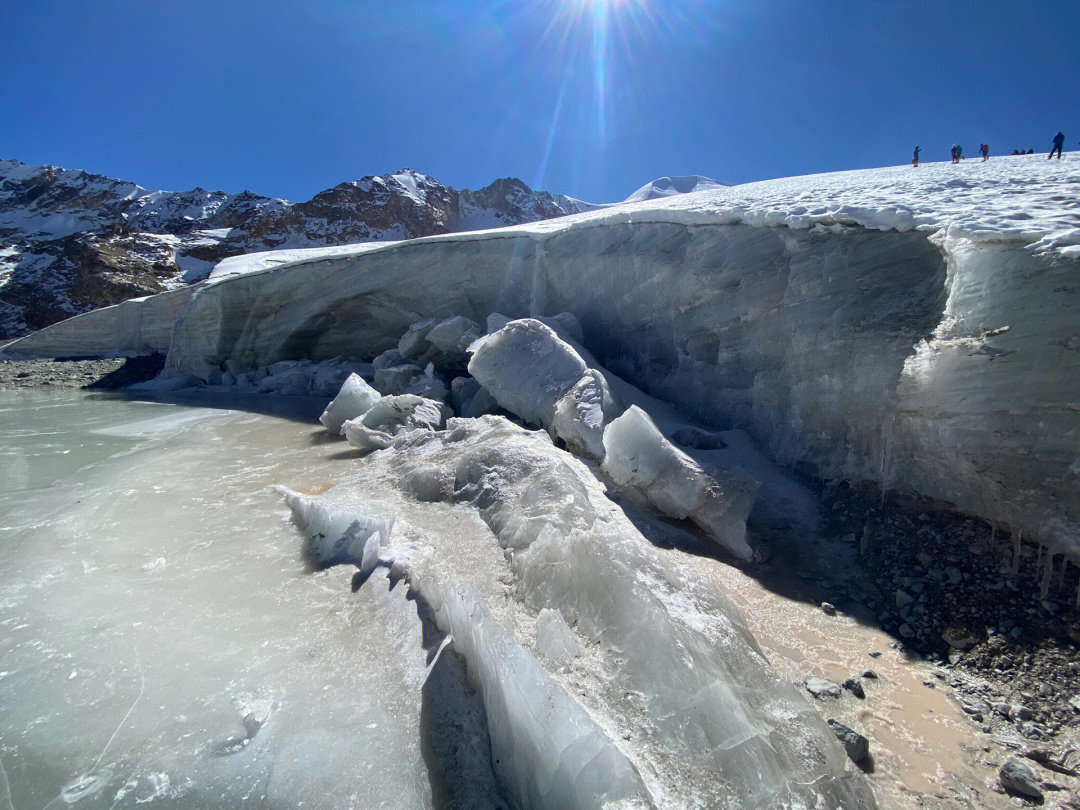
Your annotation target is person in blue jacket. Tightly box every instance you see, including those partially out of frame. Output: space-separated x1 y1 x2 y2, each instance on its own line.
1049 131 1065 160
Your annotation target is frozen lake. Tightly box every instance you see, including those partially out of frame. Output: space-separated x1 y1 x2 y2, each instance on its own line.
0 390 472 810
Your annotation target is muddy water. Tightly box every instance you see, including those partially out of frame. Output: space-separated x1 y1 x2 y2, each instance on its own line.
678 550 1012 809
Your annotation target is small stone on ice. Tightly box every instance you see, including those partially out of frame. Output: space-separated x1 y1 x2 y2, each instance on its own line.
842 678 865 699
820 602 836 616
805 677 841 699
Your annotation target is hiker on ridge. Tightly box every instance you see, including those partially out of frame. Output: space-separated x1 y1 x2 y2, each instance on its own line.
1049 131 1065 159
912 146 921 166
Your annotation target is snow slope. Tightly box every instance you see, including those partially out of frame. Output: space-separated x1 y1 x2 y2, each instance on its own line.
624 175 728 202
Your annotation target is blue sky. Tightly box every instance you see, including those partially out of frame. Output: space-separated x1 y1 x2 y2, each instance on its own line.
2 0 1077 203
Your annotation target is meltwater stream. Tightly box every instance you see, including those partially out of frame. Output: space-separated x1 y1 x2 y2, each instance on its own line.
0 390 447 810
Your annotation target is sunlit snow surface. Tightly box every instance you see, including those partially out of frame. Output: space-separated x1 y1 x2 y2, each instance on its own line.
623 154 1080 254
0 391 499 810
206 153 1080 285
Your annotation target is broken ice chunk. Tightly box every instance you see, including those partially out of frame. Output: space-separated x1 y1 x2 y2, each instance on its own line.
397 318 435 358
602 405 756 561
372 348 406 370
425 315 480 356
403 365 448 402
311 359 372 398
467 319 588 429
485 312 511 334
372 363 424 395
275 487 393 573
450 376 499 417
551 368 619 459
536 311 585 345
318 373 381 432
342 394 450 451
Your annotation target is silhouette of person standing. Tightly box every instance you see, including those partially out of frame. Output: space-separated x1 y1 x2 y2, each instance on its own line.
980 143 989 161
1049 131 1065 159
912 146 921 166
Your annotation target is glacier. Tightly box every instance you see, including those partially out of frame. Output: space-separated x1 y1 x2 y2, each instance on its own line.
26 155 1065 559
4 155 1079 807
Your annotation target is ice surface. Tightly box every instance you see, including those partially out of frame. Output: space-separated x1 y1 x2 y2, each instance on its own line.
535 608 585 663
414 577 651 810
603 406 756 561
278 416 875 808
0 391 503 810
319 373 382 431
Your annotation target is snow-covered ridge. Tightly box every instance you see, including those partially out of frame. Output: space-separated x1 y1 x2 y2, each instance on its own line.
637 156 1080 255
624 174 729 202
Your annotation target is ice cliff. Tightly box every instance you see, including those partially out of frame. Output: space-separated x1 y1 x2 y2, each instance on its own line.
6 156 1079 559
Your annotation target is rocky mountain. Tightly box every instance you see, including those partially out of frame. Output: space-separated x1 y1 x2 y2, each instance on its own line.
0 159 600 339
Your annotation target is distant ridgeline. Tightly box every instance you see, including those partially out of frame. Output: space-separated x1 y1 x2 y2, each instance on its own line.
0 159 606 340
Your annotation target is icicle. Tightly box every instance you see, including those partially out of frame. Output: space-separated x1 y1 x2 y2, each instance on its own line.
1053 554 1067 592
878 408 896 508
1010 528 1022 575
1039 551 1055 599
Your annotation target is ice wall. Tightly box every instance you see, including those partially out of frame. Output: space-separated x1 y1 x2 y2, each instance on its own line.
155 218 1079 557
0 285 195 358
6 204 1077 557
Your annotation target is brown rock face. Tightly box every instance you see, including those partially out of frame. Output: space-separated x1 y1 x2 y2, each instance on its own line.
1 232 181 334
